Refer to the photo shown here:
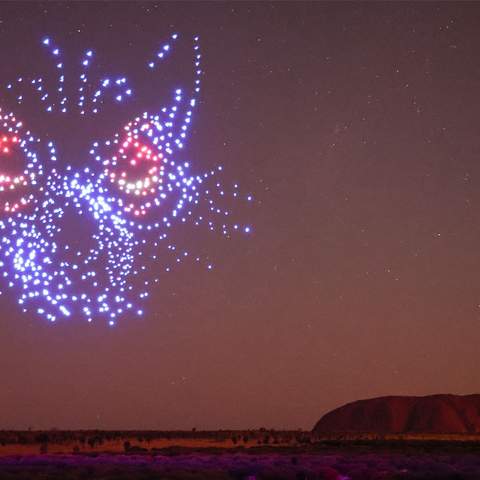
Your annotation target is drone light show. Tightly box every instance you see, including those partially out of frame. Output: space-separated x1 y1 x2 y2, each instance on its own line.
0 34 252 325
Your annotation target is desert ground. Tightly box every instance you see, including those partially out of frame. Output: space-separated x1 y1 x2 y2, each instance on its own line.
0 431 480 479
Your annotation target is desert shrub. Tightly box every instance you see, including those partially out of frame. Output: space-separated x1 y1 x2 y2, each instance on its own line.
35 433 49 444
128 445 148 453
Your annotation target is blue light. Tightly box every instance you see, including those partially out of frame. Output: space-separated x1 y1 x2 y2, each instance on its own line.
0 34 253 325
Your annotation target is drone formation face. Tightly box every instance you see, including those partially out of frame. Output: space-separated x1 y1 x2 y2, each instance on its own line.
0 34 252 325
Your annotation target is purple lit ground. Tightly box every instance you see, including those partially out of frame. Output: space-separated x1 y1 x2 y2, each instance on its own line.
1 432 480 479
2 451 480 479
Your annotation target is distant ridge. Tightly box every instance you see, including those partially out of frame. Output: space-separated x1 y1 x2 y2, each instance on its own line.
313 394 480 434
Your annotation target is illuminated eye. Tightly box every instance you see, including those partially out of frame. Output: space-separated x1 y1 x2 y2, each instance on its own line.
108 134 164 198
0 118 43 215
95 114 178 220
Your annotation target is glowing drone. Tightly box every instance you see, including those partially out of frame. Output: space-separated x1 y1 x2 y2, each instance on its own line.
0 34 252 325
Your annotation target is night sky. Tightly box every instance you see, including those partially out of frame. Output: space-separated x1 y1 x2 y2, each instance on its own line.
0 2 479 430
